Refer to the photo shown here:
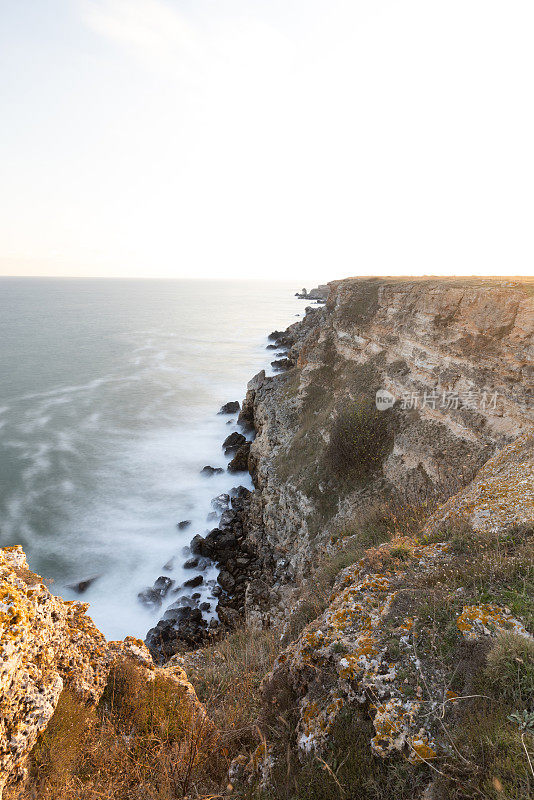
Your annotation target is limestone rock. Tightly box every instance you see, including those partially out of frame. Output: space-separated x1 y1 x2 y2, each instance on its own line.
0 547 209 797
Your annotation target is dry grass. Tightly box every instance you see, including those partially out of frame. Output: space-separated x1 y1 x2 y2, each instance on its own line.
184 627 281 746
12 661 220 800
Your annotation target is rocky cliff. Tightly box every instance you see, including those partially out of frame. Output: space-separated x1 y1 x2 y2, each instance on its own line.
238 278 533 627
1 277 532 800
228 278 533 799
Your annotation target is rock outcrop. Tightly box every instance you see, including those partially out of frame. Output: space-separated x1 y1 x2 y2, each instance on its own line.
0 547 208 797
222 277 533 798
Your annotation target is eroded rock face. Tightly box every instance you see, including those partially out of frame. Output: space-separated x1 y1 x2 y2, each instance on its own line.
0 547 208 797
422 431 534 536
0 547 109 793
239 279 534 629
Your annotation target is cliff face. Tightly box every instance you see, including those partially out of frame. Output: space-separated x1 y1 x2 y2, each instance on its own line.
226 278 533 799
241 278 533 627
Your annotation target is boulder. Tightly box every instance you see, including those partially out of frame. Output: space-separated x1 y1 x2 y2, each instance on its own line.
66 574 100 593
138 576 174 608
154 575 174 596
217 570 236 592
190 535 205 555
212 493 230 511
201 528 237 559
184 574 203 588
227 442 251 473
271 357 293 371
177 520 191 530
219 401 240 414
201 465 224 476
223 431 247 453
145 607 208 660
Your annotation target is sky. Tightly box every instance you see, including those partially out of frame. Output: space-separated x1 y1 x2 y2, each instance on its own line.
1 0 533 281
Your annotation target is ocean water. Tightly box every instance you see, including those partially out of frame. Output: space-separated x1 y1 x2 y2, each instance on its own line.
0 278 305 639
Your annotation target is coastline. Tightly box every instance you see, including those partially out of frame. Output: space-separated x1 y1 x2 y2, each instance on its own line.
141 289 321 659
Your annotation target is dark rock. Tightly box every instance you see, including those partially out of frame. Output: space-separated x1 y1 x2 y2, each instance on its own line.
230 485 251 500
145 606 208 661
138 588 162 609
217 605 241 627
138 575 174 609
192 592 201 600
219 509 238 529
212 493 230 511
212 585 223 597
184 574 203 588
266 343 278 349
218 570 236 592
268 330 285 340
190 535 205 555
177 520 191 530
66 574 100 594
200 602 211 612
201 528 237 559
230 485 251 510
219 401 240 414
201 465 224 476
227 442 251 473
223 432 246 453
183 557 199 569
175 596 195 608
154 576 174 596
271 358 293 371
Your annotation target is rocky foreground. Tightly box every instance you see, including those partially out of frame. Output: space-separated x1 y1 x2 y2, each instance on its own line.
1 277 533 799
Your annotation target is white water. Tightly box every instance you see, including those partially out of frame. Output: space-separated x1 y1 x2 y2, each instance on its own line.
0 278 307 639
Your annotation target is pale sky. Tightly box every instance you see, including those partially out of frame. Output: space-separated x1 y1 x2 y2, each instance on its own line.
1 0 533 280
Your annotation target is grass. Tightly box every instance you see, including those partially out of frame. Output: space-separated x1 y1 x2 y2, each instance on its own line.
12 661 219 800
254 709 427 800
184 627 281 747
485 633 534 707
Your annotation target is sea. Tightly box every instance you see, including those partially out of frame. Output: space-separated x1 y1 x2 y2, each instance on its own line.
0 278 306 639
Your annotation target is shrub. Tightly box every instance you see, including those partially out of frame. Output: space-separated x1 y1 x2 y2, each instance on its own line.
325 401 393 481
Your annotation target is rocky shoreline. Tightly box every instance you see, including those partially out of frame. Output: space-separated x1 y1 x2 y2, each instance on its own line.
142 312 304 662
